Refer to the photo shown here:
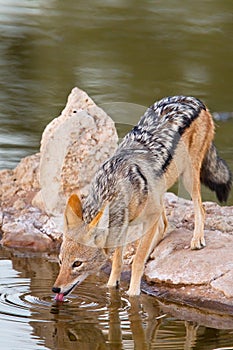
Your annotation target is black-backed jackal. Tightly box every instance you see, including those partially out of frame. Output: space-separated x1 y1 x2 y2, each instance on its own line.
52 96 232 300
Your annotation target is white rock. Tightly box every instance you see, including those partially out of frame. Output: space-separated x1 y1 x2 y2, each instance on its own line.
36 87 118 228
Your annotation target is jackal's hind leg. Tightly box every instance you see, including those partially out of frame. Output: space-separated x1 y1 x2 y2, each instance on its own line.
182 168 205 250
191 193 205 250
107 246 124 288
161 207 168 239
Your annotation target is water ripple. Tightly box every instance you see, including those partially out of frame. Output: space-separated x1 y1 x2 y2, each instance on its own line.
0 273 131 328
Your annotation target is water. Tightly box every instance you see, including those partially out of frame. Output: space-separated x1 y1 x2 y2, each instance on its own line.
0 1 232 170
1 246 233 350
0 1 233 348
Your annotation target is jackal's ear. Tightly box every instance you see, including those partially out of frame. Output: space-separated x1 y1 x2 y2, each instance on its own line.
89 204 109 248
64 194 83 228
89 204 109 229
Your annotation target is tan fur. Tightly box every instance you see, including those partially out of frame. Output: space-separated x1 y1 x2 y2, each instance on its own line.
89 208 104 228
68 193 83 218
164 110 214 249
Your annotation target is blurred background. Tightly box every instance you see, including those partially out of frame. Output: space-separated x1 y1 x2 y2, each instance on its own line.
0 0 232 203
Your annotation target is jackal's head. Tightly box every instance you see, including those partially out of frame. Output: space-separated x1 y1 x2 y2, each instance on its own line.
52 194 108 301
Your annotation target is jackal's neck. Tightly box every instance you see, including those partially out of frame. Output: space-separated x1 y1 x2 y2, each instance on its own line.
82 153 148 226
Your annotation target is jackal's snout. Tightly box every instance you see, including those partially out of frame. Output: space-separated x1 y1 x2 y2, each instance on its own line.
52 286 61 294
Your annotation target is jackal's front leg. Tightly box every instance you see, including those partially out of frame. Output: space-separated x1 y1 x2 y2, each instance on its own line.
127 216 165 296
107 246 124 288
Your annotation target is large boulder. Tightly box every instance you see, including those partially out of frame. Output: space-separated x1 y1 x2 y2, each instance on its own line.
0 87 118 251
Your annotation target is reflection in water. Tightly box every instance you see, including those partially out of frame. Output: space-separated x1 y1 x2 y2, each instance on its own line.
1 247 233 349
0 0 232 175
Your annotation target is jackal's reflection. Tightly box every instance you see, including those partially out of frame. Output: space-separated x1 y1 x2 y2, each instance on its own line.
47 289 199 350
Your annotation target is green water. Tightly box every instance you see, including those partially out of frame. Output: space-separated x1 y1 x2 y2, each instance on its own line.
0 1 233 349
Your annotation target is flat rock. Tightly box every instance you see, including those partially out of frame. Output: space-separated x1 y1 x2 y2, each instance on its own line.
211 270 233 298
144 193 233 309
146 229 233 286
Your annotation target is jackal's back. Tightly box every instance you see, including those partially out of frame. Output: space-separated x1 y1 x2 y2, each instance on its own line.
83 95 231 224
119 95 206 173
83 96 206 221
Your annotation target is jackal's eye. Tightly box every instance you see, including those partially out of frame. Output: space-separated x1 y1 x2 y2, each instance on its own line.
58 257 62 265
72 261 83 268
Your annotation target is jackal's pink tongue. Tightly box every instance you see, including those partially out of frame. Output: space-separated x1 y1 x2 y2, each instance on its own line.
55 293 64 302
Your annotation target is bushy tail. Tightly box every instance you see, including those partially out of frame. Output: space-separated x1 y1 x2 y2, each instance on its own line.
200 143 232 202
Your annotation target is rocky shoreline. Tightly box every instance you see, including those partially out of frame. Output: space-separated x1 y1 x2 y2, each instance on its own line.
0 87 233 311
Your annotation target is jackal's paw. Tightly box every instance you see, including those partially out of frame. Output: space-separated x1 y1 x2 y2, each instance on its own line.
107 279 119 289
126 286 141 297
191 236 206 250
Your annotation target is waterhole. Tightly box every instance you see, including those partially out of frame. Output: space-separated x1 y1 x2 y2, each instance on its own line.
1 246 233 350
0 1 233 348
